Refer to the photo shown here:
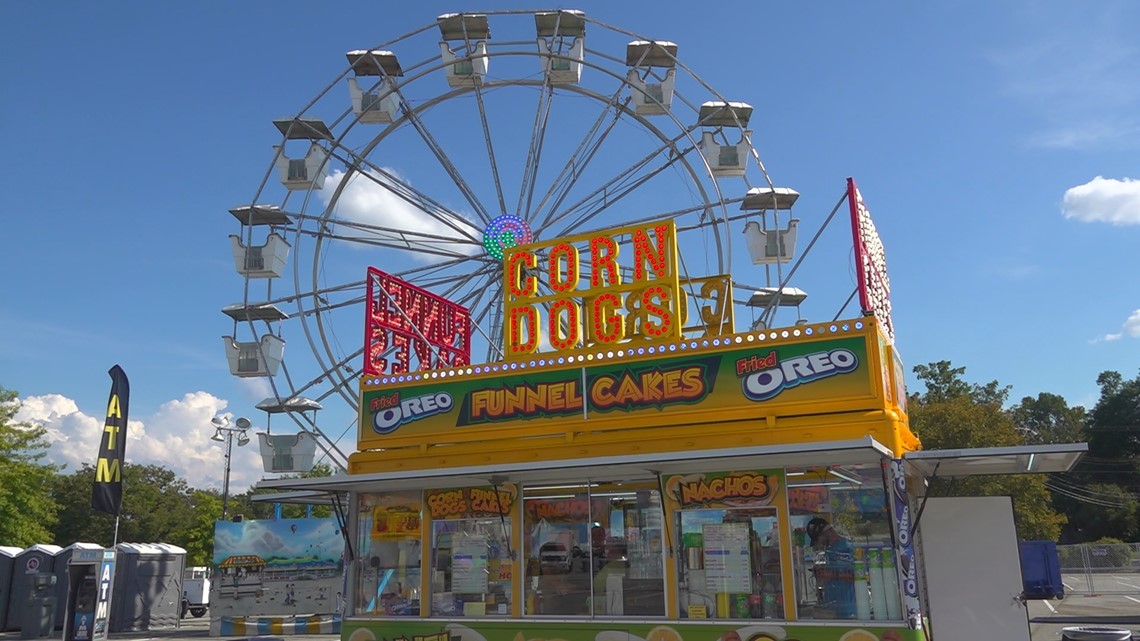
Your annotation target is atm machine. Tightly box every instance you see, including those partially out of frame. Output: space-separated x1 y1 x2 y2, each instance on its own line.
63 547 115 641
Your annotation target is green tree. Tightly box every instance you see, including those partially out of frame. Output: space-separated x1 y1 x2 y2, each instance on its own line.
909 362 1066 541
0 387 59 546
51 463 198 547
1085 371 1140 489
1052 370 1140 542
912 360 1009 406
182 489 223 566
1009 392 1086 446
1051 482 1139 542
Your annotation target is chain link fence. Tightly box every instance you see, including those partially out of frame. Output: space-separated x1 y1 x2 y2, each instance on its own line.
1058 543 1140 594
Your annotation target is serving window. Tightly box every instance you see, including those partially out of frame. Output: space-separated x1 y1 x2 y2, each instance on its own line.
667 470 785 620
355 491 423 616
523 483 665 617
426 486 517 617
787 464 899 621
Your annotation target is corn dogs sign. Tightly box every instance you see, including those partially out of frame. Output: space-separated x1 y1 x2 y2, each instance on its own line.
502 220 683 359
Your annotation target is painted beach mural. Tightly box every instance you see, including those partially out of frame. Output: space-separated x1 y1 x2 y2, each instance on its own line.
211 518 346 623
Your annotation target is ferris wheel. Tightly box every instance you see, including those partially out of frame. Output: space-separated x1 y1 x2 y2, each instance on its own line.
222 9 809 470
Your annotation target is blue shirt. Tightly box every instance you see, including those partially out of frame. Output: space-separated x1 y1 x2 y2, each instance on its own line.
815 538 856 619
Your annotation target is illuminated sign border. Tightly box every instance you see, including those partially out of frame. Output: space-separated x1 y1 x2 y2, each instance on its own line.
502 219 682 360
364 267 471 376
847 178 894 343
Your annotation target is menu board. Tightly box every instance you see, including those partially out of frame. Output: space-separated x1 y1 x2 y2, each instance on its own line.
451 535 488 593
703 522 751 593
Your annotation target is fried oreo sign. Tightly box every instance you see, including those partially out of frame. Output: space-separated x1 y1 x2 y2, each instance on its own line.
371 391 454 434
739 348 859 401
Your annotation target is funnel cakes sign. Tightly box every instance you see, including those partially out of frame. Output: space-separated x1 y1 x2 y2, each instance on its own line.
359 329 877 449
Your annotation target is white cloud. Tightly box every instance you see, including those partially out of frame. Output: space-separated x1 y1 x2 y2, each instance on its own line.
321 169 481 258
1062 177 1140 225
15 392 266 492
1091 309 1140 343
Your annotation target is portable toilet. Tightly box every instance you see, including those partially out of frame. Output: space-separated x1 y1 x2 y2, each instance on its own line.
1018 540 1064 600
5 544 62 631
0 546 21 631
109 543 186 632
53 543 105 630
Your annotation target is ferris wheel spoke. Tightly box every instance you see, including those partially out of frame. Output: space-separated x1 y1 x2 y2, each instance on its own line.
330 148 481 243
298 216 481 249
299 228 478 260
402 264 497 306
526 66 633 228
279 292 366 324
456 271 500 314
559 153 688 237
468 280 505 362
391 90 493 225
516 82 557 220
436 263 500 301
394 254 485 280
540 132 699 238
531 87 630 231
267 279 364 310
471 82 509 217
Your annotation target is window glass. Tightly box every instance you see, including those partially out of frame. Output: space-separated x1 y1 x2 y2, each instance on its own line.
676 507 782 619
787 465 896 621
523 483 665 617
355 491 423 616
426 485 517 617
596 486 665 616
431 518 512 616
667 470 784 620
524 485 592 616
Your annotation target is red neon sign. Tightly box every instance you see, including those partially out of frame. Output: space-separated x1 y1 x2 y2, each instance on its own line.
364 267 471 375
847 178 894 343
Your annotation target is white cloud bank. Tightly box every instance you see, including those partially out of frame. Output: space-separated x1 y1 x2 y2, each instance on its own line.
1092 309 1140 343
14 392 266 492
1062 176 1140 225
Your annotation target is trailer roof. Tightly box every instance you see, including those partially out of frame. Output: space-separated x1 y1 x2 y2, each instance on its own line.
255 436 893 496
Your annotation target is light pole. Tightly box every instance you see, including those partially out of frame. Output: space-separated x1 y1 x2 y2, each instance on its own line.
210 416 251 521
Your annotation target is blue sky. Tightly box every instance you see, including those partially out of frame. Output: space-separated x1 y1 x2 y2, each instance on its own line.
2 1 1138 491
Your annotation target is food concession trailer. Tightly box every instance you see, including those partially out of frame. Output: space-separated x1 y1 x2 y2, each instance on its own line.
229 9 1088 640
257 217 1085 641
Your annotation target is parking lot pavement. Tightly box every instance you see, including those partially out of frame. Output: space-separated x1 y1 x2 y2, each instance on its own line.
1029 594 1140 640
0 617 338 641
5 602 1136 641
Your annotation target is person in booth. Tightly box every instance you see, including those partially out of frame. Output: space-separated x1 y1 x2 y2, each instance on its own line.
806 517 856 619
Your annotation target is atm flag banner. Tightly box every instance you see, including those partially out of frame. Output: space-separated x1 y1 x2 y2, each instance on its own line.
91 365 129 516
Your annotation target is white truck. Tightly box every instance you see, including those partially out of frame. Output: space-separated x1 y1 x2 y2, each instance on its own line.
181 566 210 618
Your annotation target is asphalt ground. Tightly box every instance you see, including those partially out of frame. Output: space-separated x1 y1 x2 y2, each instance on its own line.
1028 592 1140 641
3 594 1135 641
0 617 336 641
